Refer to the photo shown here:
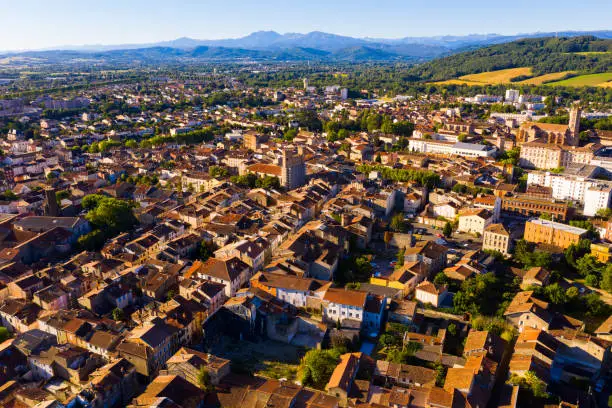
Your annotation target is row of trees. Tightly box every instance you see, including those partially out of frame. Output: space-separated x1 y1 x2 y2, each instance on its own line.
356 164 440 189
139 127 215 148
229 173 280 190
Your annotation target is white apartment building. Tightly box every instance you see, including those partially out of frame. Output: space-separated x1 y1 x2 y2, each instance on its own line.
584 185 612 217
526 171 612 215
322 288 367 323
505 89 520 103
409 139 454 155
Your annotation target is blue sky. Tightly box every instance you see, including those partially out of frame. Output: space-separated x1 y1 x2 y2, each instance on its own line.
1 0 610 50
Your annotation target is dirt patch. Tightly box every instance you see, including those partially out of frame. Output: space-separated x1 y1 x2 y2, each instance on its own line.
210 336 306 381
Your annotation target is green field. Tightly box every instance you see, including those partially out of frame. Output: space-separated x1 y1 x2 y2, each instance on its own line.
518 71 575 85
546 72 612 87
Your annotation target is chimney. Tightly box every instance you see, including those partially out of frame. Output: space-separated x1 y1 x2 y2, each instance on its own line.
341 213 351 227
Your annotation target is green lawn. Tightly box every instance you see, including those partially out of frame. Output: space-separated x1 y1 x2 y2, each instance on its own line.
546 72 612 87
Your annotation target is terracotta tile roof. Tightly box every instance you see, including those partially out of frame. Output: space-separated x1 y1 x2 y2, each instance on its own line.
416 280 446 296
521 121 569 134
443 367 475 393
463 331 490 354
504 291 550 317
326 352 361 392
323 288 367 308
186 257 249 282
595 315 612 335
484 223 509 235
247 163 282 177
426 387 454 408
458 207 493 219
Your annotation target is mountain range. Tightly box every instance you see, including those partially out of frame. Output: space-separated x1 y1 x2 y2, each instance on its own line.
2 30 612 64
31 30 612 52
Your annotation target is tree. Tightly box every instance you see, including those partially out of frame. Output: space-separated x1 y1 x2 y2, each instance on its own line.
82 194 105 211
596 207 612 219
544 283 566 305
112 308 125 321
514 240 552 269
0 190 18 201
55 190 70 202
331 332 352 351
565 286 580 301
434 362 447 387
601 265 612 293
443 222 453 238
295 109 322 131
166 290 177 301
447 323 457 337
197 366 214 392
256 175 281 190
575 255 602 278
0 327 10 342
508 371 547 398
85 197 137 235
453 273 502 316
299 348 341 389
585 274 599 287
390 213 407 233
396 248 405 267
78 230 106 251
354 256 373 281
198 240 217 261
283 128 298 141
209 165 229 178
433 272 450 286
125 139 138 149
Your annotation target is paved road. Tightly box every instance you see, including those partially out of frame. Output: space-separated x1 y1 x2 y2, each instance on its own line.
410 222 483 252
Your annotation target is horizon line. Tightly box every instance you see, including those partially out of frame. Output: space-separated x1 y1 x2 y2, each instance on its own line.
1 28 610 54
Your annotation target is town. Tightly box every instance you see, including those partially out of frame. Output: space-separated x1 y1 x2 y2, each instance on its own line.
0 36 611 408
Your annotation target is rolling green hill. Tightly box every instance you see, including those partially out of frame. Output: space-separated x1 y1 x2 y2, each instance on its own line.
407 36 612 83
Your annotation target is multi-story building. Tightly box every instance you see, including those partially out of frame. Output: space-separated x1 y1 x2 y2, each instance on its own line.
584 184 612 217
322 288 386 332
591 242 612 263
519 142 598 169
501 194 569 221
457 208 494 235
281 148 306 189
186 257 251 298
482 223 512 256
524 218 588 249
526 170 612 216
505 89 520 103
517 107 581 146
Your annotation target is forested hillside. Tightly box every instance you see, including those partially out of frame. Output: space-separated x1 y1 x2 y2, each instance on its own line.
406 36 612 82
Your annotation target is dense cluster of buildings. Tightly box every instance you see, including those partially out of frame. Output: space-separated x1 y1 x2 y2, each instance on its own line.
0 74 609 408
